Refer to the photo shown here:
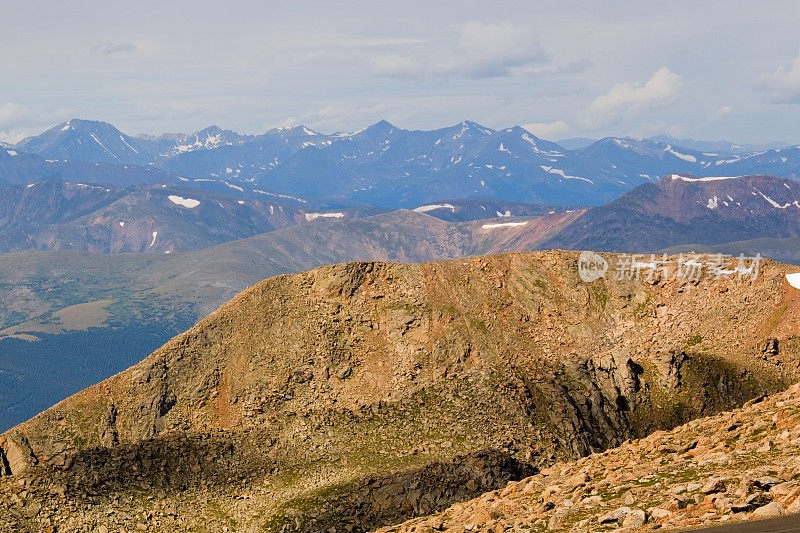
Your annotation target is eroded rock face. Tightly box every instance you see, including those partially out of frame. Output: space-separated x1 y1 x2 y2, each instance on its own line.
380 383 800 533
1 251 799 531
0 436 34 477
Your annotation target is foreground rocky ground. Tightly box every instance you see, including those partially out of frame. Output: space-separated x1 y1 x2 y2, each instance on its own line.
379 381 800 532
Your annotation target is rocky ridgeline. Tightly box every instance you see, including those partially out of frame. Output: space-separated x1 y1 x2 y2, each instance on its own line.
379 381 800 532
1 251 799 531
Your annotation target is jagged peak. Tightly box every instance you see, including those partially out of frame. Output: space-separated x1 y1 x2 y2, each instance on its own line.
361 119 398 135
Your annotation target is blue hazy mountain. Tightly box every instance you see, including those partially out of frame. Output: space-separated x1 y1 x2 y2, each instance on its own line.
648 134 791 156
8 119 800 208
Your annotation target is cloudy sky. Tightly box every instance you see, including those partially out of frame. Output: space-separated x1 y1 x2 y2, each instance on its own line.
2 0 800 144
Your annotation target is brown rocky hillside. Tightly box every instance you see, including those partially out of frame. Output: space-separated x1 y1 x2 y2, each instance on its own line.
1 251 799 531
379 381 800 532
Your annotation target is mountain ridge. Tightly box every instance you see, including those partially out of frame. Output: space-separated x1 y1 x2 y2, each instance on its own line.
8 119 800 208
1 250 799 531
543 173 800 252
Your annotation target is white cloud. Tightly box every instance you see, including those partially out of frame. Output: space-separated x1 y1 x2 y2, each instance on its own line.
626 121 688 139
578 67 683 130
92 41 138 55
274 116 298 129
756 50 800 104
439 21 550 78
522 120 571 139
369 55 424 79
0 103 74 143
711 105 733 120
0 102 31 128
369 22 550 80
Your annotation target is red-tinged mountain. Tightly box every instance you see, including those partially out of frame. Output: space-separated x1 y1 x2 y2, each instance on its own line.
542 174 800 252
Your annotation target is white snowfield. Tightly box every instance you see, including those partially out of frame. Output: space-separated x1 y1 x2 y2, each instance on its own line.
89 133 120 161
413 203 455 213
669 174 744 181
753 188 800 209
119 135 139 154
6 150 17 156
665 146 697 162
540 165 593 184
305 212 344 221
168 195 201 208
787 273 800 289
481 221 529 230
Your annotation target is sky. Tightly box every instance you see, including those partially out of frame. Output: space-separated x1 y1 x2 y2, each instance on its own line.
2 1 800 144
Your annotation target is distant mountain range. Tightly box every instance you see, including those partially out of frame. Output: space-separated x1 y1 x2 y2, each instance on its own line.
0 179 577 253
5 118 800 207
647 135 790 155
0 181 386 253
543 173 800 254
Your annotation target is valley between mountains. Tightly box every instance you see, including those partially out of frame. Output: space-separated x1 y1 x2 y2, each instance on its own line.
1 250 799 532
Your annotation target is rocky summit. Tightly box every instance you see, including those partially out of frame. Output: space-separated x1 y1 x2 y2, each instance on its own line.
1 250 799 532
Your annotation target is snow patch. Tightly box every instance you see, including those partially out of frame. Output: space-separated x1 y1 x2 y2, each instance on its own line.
665 146 697 162
119 221 125 227
168 195 201 208
496 210 512 218
119 135 139 154
89 133 120 161
540 165 593 184
670 174 744 182
149 231 158 248
754 188 793 209
305 212 344 221
6 150 16 156
481 221 528 229
413 203 456 213
706 196 718 209
222 181 243 191
787 273 800 289
253 190 307 203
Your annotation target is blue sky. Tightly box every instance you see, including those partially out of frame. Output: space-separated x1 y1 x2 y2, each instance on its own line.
2 0 800 143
